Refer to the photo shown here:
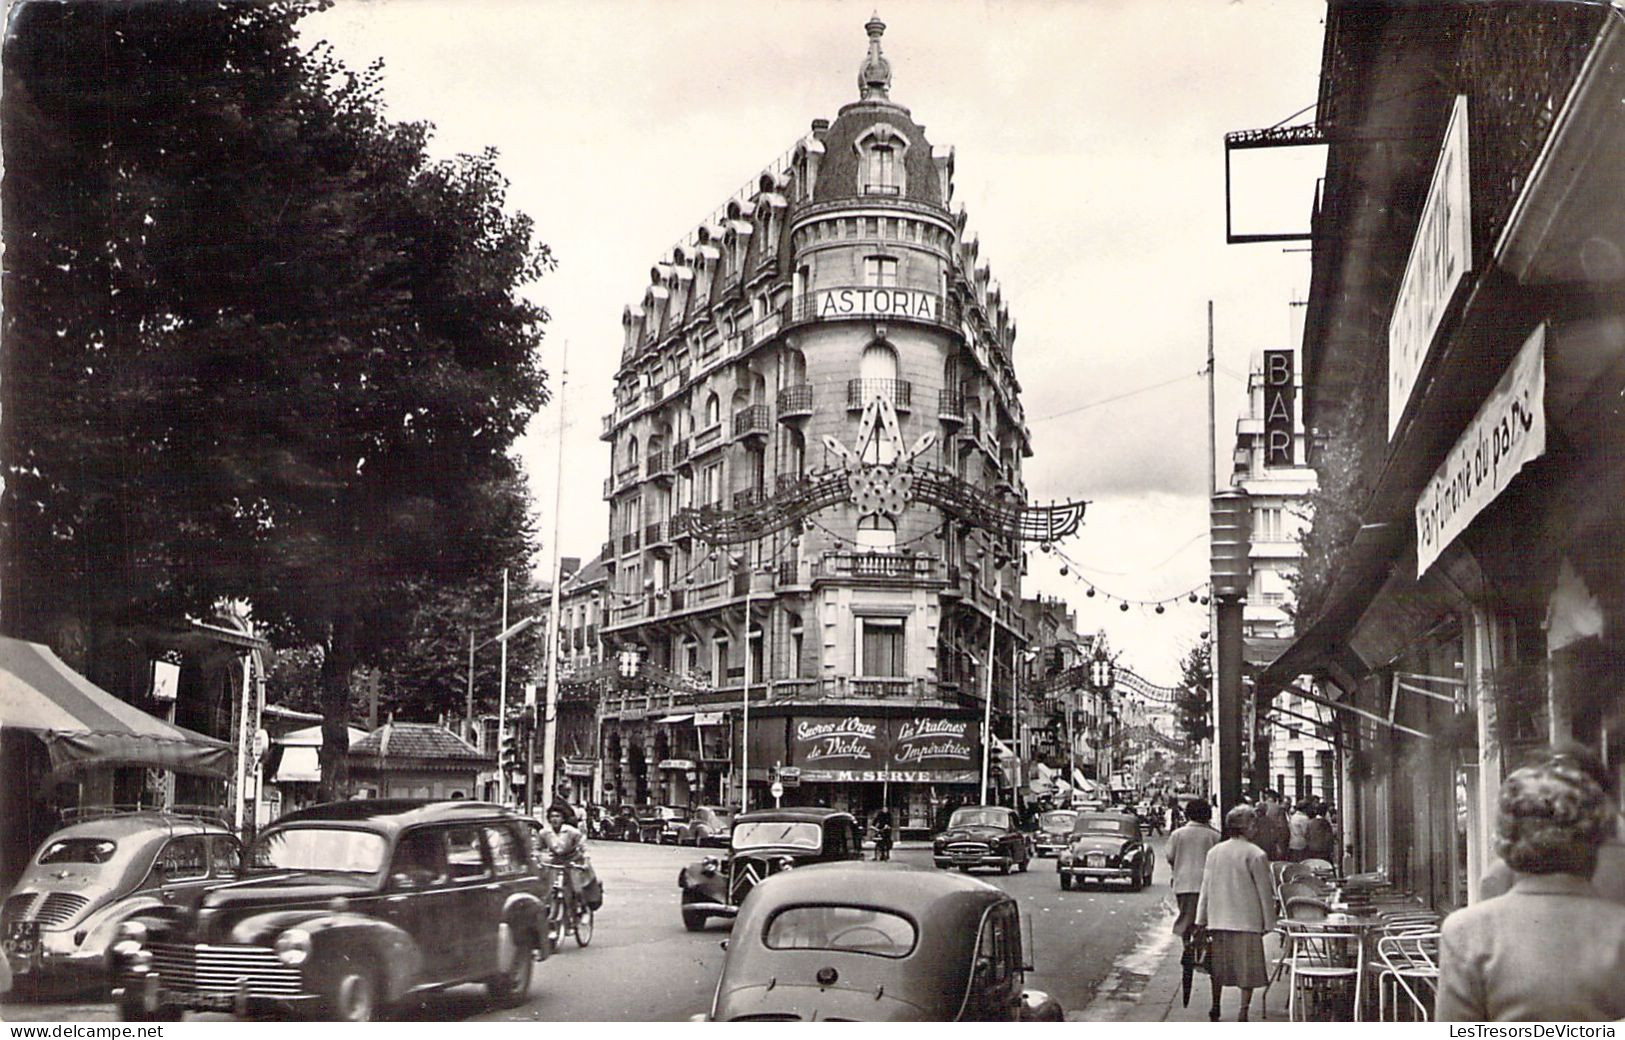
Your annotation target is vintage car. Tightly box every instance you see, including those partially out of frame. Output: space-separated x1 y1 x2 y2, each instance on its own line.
644 805 691 844
602 804 643 841
1057 811 1155 891
107 799 552 1021
699 862 1063 1022
678 806 735 848
677 807 863 931
1032 810 1078 858
2 811 242 989
931 806 1031 874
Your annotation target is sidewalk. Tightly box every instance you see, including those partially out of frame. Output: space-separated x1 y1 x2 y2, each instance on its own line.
1130 923 1293 1022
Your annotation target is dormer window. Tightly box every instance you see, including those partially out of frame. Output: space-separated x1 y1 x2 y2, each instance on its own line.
856 124 909 197
867 145 897 195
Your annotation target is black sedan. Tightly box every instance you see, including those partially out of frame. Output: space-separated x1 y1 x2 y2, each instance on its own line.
931 805 1031 875
1057 811 1154 891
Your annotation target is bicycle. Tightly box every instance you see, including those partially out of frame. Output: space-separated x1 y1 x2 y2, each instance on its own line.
547 866 594 948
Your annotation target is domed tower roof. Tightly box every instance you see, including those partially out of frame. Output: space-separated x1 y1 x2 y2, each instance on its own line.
811 15 943 208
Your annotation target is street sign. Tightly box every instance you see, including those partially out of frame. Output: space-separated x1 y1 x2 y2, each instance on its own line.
770 780 784 801
778 767 801 788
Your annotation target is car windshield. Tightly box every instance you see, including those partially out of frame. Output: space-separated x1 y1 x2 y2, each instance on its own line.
948 808 1012 829
1039 812 1077 832
250 827 388 873
765 905 917 958
732 821 822 851
38 838 119 865
1072 816 1136 837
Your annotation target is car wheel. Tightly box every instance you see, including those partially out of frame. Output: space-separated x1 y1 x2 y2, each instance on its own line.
683 908 708 931
1060 873 1072 891
486 928 534 1006
328 968 380 1022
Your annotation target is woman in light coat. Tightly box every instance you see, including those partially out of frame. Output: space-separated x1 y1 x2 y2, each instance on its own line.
1437 755 1625 1021
1195 805 1277 1021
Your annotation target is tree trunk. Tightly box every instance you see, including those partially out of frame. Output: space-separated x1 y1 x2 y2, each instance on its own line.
318 613 357 802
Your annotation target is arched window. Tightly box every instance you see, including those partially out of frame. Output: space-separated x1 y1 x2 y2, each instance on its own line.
861 341 899 382
704 393 721 427
855 124 910 196
747 623 764 684
626 437 640 469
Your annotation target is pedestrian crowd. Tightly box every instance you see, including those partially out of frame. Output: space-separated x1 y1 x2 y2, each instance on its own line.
1165 742 1625 1023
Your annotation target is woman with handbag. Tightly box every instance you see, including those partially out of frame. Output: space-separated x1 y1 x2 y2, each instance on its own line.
1195 805 1278 1021
1168 798 1221 1006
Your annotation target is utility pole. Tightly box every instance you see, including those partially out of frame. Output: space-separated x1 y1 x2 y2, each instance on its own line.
496 568 511 805
540 341 569 815
978 621 996 804
1206 300 1222 805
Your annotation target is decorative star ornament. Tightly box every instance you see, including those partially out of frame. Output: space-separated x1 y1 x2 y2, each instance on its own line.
821 393 935 522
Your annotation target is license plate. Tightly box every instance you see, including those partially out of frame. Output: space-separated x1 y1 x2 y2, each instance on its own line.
187 991 237 1012
5 921 39 957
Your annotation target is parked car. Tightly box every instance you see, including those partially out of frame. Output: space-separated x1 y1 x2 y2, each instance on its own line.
677 807 863 932
1032 810 1078 858
2 811 242 991
107 799 553 1021
931 806 1031 874
642 805 691 844
1057 811 1155 891
699 862 1063 1021
604 804 644 841
678 806 734 848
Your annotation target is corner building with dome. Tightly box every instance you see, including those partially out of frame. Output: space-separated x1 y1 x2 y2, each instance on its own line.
593 18 1034 835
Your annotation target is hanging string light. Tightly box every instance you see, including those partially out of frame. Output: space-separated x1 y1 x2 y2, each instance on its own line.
1037 540 1210 617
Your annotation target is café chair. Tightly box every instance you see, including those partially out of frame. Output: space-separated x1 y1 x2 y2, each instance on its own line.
1370 929 1440 1021
1287 920 1366 1021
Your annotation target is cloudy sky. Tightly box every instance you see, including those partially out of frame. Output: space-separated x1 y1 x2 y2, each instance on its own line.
304 0 1327 685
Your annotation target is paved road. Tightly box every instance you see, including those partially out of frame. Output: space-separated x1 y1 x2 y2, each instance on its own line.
1 836 1172 1022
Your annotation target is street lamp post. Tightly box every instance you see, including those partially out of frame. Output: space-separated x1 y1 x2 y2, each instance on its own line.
731 553 769 812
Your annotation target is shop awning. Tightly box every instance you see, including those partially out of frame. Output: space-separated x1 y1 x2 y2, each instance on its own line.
655 714 694 724
0 636 232 778
274 746 321 783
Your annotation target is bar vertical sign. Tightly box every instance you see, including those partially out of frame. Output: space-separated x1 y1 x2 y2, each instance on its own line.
1263 349 1295 467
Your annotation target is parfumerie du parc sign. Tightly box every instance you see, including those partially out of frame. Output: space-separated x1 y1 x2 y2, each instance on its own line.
790 715 978 783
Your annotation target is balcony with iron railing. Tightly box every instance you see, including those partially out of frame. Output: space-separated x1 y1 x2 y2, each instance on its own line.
776 384 814 421
602 477 614 501
776 559 805 588
775 471 810 495
787 287 957 332
937 389 967 425
619 530 641 556
814 552 943 583
615 463 640 490
645 449 672 482
846 378 912 412
732 404 772 441
644 521 669 553
732 486 765 511
693 422 725 455
601 540 615 562
672 438 691 468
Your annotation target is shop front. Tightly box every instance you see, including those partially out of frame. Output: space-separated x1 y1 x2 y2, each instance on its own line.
746 709 982 836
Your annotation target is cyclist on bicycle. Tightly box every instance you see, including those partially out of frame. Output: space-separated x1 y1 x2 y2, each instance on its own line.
871 807 893 862
541 806 589 912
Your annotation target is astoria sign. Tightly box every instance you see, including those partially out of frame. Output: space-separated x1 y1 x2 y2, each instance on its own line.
815 287 940 322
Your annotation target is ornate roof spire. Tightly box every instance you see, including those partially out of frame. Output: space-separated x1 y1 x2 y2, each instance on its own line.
859 12 891 100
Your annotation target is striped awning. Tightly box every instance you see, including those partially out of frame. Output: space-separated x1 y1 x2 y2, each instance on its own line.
0 636 231 778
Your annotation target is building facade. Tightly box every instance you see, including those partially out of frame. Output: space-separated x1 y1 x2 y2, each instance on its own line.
1229 349 1336 803
596 18 1032 833
1255 1 1625 911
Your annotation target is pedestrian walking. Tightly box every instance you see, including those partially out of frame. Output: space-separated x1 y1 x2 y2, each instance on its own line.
1303 801 1336 862
1195 805 1277 1021
1437 754 1625 1021
1167 799 1221 1006
1287 799 1310 861
1255 790 1291 861
1478 743 1625 904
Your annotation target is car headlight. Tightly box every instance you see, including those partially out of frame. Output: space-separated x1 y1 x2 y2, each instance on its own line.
700 856 720 876
115 920 148 946
775 856 795 872
275 928 312 966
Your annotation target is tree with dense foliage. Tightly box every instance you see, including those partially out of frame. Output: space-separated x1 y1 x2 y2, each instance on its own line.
1175 642 1213 747
1 0 552 799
